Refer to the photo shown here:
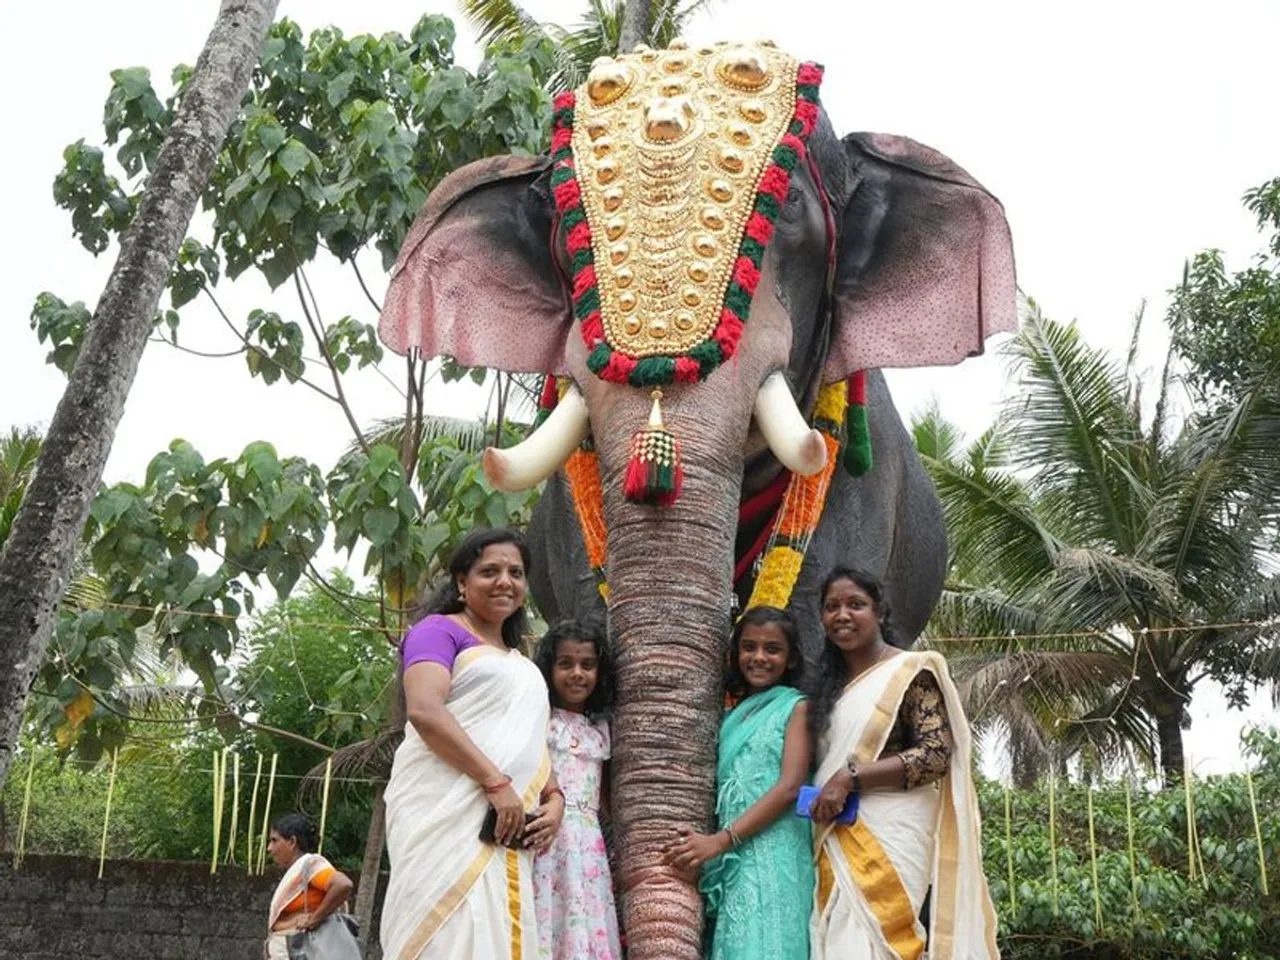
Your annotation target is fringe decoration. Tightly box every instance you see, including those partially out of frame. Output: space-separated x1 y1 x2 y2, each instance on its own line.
843 369 873 476
623 390 684 506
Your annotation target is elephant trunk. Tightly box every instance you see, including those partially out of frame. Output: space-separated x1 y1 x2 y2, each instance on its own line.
594 392 746 960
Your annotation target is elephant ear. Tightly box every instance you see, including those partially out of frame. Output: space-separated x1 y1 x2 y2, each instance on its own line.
823 132 1017 382
379 154 572 374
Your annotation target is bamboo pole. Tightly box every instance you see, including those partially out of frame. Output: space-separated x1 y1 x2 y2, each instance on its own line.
14 754 36 870
1183 761 1197 882
226 751 241 865
211 747 228 874
1246 765 1269 896
1048 773 1059 918
1125 781 1140 917
1004 785 1017 912
246 752 264 872
1185 757 1208 888
97 750 119 879
317 757 334 857
258 753 279 874
1087 786 1102 933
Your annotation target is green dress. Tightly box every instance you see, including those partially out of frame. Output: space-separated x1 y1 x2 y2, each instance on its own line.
701 685 813 960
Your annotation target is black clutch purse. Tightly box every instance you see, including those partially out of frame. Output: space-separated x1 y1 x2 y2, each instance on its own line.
480 807 535 848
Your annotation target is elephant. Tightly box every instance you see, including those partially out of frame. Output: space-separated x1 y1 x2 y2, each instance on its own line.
379 42 1015 959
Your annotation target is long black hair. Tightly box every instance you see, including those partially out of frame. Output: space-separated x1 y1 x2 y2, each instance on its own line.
724 606 804 701
534 615 615 719
806 566 896 744
421 527 532 649
271 813 318 853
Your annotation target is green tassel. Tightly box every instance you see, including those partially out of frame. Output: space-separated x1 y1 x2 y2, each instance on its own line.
843 372 873 476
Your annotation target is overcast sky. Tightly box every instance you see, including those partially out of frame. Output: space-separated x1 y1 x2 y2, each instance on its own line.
2 0 1277 774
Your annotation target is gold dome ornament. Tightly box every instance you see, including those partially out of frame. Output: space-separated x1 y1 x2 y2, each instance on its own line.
643 96 696 142
587 59 633 106
716 47 771 91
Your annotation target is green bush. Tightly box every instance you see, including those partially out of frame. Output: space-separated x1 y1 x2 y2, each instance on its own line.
984 728 1280 958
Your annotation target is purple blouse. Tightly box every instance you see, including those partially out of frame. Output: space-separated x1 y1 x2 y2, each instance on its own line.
401 614 482 673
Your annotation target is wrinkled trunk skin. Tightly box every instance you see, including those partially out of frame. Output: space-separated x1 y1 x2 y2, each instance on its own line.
0 0 280 790
599 392 745 959
563 242 791 957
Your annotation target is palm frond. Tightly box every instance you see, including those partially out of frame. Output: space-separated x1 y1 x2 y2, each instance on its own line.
1009 303 1150 552
920 443 1059 593
910 403 964 463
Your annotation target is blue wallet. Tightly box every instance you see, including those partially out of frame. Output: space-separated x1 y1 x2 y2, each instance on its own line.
796 784 859 824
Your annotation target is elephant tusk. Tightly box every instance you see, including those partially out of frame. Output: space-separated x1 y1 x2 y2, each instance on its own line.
754 372 828 476
482 382 591 492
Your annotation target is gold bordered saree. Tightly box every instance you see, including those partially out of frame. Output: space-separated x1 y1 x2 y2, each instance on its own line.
380 646 551 960
810 652 998 960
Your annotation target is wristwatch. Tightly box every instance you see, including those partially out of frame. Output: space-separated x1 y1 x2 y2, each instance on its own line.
845 755 862 793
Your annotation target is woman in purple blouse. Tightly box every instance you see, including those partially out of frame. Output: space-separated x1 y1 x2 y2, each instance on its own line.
381 528 564 959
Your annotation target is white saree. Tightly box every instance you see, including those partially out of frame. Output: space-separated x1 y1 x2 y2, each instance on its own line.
381 645 551 960
810 652 998 960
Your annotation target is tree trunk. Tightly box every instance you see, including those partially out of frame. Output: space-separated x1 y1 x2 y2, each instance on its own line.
0 0 279 791
1154 696 1186 785
618 0 653 55
355 783 386 954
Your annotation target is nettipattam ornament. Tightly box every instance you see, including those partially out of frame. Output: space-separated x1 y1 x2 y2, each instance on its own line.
549 42 824 505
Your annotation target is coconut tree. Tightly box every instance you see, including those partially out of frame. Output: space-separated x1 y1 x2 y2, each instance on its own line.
917 302 1280 784
459 0 718 91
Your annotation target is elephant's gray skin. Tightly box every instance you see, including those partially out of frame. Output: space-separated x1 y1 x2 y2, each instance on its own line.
379 53 1015 958
528 364 949 664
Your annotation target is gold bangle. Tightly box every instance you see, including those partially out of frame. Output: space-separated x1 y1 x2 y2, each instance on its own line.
725 825 742 847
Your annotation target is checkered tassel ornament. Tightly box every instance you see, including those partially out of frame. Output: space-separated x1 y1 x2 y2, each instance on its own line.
623 389 684 506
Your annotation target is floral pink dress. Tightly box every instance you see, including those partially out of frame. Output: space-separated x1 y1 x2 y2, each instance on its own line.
533 708 622 960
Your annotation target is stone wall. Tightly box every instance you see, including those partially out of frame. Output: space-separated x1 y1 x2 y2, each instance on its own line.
0 855 381 959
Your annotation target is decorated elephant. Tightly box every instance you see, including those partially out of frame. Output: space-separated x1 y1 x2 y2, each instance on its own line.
379 40 1014 960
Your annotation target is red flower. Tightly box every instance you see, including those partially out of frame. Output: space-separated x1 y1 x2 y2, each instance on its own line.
794 100 819 136
553 91 576 112
572 265 597 300
553 178 582 212
714 309 745 354
674 357 701 382
797 63 824 87
745 212 774 245
566 221 592 255
759 165 791 202
733 256 761 294
602 351 637 383
551 127 573 153
580 310 604 345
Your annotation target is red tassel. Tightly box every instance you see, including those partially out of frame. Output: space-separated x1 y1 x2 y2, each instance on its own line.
623 390 684 507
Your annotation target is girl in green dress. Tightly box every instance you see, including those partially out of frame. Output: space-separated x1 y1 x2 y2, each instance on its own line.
663 606 814 960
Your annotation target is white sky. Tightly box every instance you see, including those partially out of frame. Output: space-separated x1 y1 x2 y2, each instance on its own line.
2 0 1277 774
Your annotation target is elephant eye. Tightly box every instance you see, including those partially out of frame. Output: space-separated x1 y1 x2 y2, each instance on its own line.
780 185 804 222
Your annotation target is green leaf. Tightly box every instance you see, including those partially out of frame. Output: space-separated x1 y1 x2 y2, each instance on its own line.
362 506 400 546
276 138 311 178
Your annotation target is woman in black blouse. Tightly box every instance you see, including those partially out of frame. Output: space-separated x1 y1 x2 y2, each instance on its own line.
807 566 998 958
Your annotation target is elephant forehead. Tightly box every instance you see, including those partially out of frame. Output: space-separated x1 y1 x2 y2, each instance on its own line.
568 43 802 361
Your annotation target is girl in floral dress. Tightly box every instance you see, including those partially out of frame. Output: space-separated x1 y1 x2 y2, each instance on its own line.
532 617 622 960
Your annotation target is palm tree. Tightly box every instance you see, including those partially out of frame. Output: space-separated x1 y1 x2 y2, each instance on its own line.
459 0 719 91
917 302 1280 784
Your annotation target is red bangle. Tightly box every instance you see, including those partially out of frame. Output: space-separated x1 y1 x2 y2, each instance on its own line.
482 774 512 794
